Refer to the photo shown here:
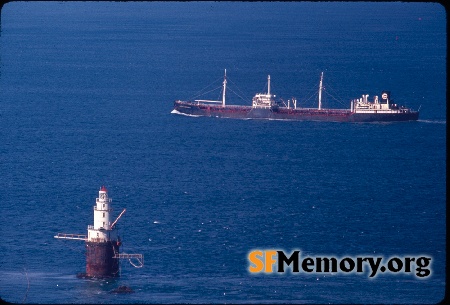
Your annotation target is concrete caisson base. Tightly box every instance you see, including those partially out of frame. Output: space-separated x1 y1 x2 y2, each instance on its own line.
85 241 120 278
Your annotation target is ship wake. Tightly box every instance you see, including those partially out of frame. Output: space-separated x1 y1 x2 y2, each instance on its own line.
171 109 203 117
418 119 446 125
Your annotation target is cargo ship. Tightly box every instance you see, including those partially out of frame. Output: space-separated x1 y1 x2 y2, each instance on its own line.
172 70 419 122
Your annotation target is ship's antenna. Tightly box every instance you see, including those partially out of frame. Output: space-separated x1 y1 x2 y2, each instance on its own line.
268 75 271 95
318 72 323 110
222 69 227 107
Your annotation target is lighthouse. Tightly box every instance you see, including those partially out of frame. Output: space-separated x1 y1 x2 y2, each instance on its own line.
86 186 121 277
55 186 143 278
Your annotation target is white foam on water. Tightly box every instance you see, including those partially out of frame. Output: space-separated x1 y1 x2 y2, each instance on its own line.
418 119 446 124
170 109 203 117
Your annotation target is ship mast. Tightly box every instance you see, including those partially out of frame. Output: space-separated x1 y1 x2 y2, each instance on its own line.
318 72 323 110
268 75 271 95
222 69 227 107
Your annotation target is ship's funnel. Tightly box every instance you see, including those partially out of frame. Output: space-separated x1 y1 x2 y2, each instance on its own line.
380 91 390 104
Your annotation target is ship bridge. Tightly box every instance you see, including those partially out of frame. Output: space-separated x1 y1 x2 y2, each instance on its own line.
252 75 276 109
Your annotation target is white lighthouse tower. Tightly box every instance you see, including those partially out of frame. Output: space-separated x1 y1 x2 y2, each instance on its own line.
88 186 121 243
55 186 143 278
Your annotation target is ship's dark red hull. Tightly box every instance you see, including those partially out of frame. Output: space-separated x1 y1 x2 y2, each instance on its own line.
84 241 120 278
173 101 419 122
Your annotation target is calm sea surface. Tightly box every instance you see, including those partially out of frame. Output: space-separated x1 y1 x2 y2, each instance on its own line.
0 2 446 304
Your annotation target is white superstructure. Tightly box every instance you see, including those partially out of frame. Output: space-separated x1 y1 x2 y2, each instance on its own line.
252 75 276 108
351 91 411 114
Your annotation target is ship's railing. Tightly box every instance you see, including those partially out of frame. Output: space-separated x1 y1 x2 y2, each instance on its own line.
353 109 405 114
198 104 251 109
177 100 251 109
280 108 351 113
286 107 349 111
195 99 222 103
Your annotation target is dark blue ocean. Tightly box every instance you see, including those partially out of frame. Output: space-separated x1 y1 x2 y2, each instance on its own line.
0 2 446 304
